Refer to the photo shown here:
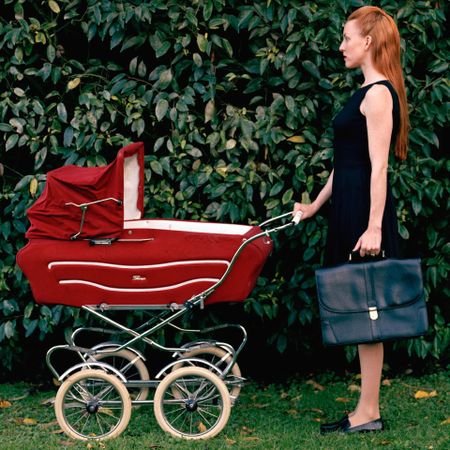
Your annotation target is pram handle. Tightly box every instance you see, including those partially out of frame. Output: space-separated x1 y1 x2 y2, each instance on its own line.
259 211 303 229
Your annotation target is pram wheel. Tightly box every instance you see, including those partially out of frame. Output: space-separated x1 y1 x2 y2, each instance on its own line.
172 346 242 402
54 369 132 441
154 366 231 440
88 348 150 401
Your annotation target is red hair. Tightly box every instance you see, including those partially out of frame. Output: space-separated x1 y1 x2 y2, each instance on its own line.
348 6 410 160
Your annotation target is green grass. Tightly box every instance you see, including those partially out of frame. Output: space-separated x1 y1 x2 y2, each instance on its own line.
0 370 448 450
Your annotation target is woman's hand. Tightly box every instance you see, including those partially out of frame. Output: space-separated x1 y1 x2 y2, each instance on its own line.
292 202 318 221
353 226 382 257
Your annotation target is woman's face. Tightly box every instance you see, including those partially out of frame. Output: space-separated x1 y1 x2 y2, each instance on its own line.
339 20 369 69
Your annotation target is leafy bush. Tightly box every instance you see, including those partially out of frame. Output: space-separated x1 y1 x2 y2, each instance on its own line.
0 0 448 375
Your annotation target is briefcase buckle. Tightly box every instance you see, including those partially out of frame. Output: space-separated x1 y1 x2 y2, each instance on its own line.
369 307 378 320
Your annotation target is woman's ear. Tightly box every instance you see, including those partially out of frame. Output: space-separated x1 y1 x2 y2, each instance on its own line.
365 35 372 50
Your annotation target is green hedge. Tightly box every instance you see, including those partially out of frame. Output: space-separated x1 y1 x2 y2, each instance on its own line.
0 0 448 375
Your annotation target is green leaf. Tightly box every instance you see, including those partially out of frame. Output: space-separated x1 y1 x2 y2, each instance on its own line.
155 41 171 58
3 322 14 339
137 60 147 78
24 319 38 338
155 99 169 121
32 100 45 116
150 160 163 175
222 38 233 57
270 181 284 196
197 34 207 52
193 53 203 67
57 102 68 123
121 35 146 52
282 188 293 205
285 95 296 112
158 69 173 89
5 134 19 151
34 147 48 170
129 56 138 75
302 60 320 79
0 123 13 132
211 184 228 198
203 1 213 21
47 44 56 62
154 137 165 152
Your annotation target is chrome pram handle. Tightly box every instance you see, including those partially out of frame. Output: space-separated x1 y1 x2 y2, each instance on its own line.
259 211 303 230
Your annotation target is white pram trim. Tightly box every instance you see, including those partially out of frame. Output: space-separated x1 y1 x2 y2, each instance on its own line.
59 278 219 292
124 219 253 235
48 260 230 270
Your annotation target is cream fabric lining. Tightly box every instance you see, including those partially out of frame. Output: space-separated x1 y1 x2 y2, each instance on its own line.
123 153 141 220
124 219 253 235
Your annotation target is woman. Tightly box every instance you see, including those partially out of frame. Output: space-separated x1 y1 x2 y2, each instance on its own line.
293 6 409 433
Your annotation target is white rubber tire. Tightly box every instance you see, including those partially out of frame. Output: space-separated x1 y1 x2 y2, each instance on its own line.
54 369 132 441
154 366 231 440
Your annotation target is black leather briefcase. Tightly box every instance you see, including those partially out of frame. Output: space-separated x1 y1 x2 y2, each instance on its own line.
315 258 428 346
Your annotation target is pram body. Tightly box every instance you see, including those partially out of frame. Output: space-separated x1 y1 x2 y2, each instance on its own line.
17 142 272 307
16 142 297 441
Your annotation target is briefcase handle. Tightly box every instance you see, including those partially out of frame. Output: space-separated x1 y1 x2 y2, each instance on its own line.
348 250 385 262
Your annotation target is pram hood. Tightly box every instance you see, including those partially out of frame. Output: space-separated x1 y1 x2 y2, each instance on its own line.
26 142 145 240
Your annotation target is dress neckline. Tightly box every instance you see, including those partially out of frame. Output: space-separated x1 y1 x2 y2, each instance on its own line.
359 79 389 89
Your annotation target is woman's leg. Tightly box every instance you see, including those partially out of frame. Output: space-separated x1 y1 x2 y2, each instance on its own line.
349 342 384 427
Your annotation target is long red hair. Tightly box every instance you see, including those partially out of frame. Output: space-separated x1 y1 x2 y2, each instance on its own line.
348 6 409 160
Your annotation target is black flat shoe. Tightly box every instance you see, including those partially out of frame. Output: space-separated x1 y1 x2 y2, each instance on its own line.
342 418 384 433
320 415 349 434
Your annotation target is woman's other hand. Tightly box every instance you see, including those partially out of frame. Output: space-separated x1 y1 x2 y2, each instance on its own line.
353 226 382 257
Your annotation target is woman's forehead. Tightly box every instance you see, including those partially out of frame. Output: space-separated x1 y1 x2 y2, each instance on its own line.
343 20 361 36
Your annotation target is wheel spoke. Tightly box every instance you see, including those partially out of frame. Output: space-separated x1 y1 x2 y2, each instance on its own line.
197 405 220 420
95 412 105 436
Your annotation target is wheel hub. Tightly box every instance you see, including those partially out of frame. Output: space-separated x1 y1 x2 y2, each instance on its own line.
86 399 100 414
185 399 198 412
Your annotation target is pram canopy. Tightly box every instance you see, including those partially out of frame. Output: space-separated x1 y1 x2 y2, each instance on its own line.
17 143 273 307
26 142 145 240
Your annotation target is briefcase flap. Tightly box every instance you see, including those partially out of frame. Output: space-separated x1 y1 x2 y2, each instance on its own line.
315 258 424 313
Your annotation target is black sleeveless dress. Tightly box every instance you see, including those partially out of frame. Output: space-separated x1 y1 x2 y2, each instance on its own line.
324 80 400 267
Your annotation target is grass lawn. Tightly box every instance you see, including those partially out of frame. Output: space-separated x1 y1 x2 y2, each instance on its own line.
0 369 448 450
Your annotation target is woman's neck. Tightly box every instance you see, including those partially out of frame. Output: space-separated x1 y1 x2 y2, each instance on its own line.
362 70 386 86
360 64 386 87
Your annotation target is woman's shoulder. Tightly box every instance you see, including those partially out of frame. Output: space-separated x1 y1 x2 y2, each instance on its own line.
364 80 398 100
361 83 393 116
365 82 392 99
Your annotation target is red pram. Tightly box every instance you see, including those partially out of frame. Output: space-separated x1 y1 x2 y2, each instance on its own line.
17 142 273 307
16 142 299 441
